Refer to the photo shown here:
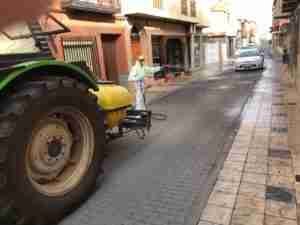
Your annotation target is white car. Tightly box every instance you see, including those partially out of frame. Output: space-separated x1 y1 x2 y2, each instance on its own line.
234 49 264 71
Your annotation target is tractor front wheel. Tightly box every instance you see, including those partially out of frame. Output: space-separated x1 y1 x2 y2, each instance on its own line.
0 77 105 225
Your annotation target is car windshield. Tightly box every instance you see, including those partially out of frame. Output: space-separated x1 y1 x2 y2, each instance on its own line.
239 50 259 57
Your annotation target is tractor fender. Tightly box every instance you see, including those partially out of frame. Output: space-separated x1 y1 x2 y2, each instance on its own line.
0 60 99 92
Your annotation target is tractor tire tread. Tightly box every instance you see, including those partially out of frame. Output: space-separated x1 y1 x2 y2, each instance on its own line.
0 76 101 225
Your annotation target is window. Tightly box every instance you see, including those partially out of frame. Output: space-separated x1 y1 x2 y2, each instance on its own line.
190 0 196 17
152 36 162 66
181 0 188 15
62 37 101 79
153 0 162 9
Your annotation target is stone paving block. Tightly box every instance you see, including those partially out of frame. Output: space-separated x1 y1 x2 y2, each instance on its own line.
271 127 288 134
239 123 255 130
267 175 295 189
269 149 292 159
236 125 254 132
229 148 248 156
236 131 254 138
247 155 268 164
265 199 297 219
234 136 252 142
265 186 295 203
245 162 268 174
294 183 300 204
226 153 247 163
268 158 293 168
254 128 271 135
232 138 251 146
227 150 248 158
254 127 272 131
201 204 232 225
292 146 300 155
198 221 219 225
208 191 236 208
251 141 270 149
239 182 266 199
213 180 240 195
265 215 297 225
223 161 244 172
252 136 270 146
268 165 294 177
218 169 242 183
248 149 268 157
231 208 264 225
270 135 288 147
242 172 266 185
293 166 300 176
235 195 265 214
231 143 250 150
292 151 300 164
256 123 271 129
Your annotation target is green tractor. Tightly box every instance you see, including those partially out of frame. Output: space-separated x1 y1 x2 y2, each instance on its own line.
0 15 151 225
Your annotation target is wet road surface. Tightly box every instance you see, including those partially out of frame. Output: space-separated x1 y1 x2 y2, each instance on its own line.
59 61 269 225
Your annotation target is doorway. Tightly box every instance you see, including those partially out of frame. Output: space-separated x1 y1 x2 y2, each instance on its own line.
166 39 184 68
102 34 119 83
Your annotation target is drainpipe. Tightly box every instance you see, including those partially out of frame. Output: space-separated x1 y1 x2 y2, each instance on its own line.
190 33 195 70
219 40 224 71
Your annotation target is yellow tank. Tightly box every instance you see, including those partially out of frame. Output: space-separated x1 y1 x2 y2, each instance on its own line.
90 84 133 111
105 109 127 128
89 84 134 128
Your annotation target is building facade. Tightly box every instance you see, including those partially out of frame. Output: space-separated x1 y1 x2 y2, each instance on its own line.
236 19 258 48
272 0 300 88
120 0 209 78
272 0 291 56
202 0 237 66
45 0 129 83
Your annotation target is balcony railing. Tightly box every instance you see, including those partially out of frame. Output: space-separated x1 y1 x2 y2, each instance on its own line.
62 0 121 14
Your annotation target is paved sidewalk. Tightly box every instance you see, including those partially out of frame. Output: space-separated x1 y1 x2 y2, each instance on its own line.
199 62 298 225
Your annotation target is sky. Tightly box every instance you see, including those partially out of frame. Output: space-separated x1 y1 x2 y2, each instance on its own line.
200 0 274 39
231 0 273 39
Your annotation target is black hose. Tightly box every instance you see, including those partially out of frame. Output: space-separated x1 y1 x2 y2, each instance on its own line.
151 112 168 121
144 94 168 121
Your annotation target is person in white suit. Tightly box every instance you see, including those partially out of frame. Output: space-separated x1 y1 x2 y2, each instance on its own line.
128 56 161 110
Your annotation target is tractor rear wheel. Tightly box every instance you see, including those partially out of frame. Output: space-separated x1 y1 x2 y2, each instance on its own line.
0 77 105 225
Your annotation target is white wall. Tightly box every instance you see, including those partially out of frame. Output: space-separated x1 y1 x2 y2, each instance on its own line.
120 0 209 26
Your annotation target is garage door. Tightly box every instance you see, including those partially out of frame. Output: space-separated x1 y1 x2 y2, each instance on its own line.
205 42 219 64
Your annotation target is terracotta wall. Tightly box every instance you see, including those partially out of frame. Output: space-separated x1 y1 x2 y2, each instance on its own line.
45 2 129 80
125 18 190 68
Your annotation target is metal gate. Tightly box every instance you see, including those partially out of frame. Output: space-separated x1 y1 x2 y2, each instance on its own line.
62 37 100 79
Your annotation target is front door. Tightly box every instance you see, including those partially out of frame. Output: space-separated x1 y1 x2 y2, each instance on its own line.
166 39 184 68
102 34 119 83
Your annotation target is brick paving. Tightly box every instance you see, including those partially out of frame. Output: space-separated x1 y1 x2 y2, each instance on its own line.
59 61 258 225
199 61 299 225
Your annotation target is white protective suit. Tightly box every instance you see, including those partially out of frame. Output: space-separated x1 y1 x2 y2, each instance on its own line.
128 61 161 110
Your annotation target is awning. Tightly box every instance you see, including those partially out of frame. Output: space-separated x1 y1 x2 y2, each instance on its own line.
125 11 207 27
272 18 290 33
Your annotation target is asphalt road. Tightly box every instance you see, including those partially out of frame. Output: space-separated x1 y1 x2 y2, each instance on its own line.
59 62 267 225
